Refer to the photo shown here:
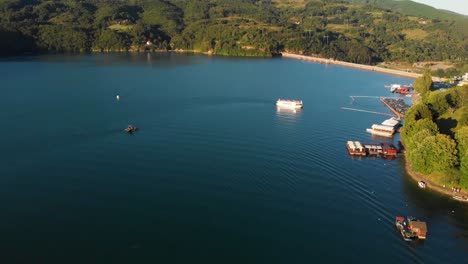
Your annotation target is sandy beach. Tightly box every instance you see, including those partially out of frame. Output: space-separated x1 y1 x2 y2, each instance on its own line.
281 52 422 79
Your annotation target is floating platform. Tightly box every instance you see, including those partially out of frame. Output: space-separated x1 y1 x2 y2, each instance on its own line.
346 141 397 158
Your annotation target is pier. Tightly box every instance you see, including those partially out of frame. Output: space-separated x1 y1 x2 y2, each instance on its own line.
380 98 409 118
341 107 394 117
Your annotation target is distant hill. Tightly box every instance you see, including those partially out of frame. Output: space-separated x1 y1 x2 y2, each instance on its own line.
0 0 466 66
348 0 467 21
347 0 468 38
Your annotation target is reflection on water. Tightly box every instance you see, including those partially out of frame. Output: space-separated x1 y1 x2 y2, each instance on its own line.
32 52 204 68
276 106 302 119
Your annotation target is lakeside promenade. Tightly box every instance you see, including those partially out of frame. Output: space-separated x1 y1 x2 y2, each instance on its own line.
281 53 422 79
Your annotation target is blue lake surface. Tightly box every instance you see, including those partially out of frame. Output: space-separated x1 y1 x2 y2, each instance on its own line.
0 53 467 263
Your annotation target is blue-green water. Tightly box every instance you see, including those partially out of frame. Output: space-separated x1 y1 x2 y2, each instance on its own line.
0 53 467 263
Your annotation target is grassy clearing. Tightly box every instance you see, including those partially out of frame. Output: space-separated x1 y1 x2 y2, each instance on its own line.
402 29 428 40
273 0 306 8
326 24 348 33
109 24 134 32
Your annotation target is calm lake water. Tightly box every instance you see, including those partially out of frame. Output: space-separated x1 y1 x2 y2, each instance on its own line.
0 53 467 263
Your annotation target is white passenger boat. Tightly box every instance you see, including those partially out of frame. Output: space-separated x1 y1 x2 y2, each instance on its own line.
366 124 395 137
276 99 303 109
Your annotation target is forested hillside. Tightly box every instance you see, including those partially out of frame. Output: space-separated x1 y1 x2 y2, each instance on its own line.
401 73 468 188
0 0 467 66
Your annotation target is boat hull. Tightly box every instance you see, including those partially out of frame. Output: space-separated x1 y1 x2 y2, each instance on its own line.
366 128 393 137
276 102 303 109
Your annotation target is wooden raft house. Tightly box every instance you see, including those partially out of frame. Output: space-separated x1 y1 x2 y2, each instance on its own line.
395 216 427 241
347 141 397 158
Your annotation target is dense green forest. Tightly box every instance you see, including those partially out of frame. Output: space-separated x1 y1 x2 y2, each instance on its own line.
402 72 468 189
0 0 467 66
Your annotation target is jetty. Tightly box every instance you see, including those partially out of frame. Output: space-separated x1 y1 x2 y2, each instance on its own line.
380 98 409 118
341 107 394 117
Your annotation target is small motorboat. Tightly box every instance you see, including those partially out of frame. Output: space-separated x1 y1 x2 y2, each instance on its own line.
124 125 138 133
418 181 427 189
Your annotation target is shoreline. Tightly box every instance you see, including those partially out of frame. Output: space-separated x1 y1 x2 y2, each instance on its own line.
281 52 422 79
404 155 468 202
281 52 466 201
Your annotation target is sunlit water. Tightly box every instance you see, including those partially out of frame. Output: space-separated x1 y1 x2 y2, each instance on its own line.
0 53 466 263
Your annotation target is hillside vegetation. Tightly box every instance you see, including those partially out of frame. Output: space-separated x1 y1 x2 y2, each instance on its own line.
0 0 467 67
402 72 468 189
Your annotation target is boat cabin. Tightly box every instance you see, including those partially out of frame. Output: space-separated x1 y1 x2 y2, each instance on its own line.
347 141 366 156
395 86 412 94
364 144 383 155
381 144 397 156
395 216 428 240
408 219 427 239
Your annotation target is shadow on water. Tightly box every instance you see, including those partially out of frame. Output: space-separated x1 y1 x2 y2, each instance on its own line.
2 52 206 69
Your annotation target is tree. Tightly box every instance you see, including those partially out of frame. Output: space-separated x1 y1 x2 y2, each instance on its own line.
456 126 468 159
427 92 449 117
410 133 458 175
461 153 468 186
401 117 438 146
413 69 433 97
94 29 129 51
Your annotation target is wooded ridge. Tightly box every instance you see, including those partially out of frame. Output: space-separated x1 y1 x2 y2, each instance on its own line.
0 0 467 67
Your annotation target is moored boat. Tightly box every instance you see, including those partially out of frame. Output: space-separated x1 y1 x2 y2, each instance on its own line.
453 195 468 202
418 181 427 189
366 124 395 137
381 143 397 157
364 144 383 155
381 117 400 128
388 84 413 94
276 99 303 109
346 141 366 156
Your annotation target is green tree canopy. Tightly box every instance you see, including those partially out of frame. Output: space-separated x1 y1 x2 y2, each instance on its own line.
410 133 458 175
413 69 433 97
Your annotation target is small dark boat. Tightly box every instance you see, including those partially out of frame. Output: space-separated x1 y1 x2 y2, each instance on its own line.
124 125 138 133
